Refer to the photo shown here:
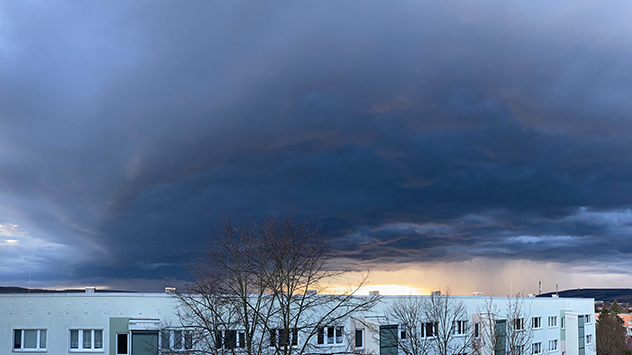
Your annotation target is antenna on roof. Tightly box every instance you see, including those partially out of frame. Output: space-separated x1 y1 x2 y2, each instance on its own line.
539 281 542 295
556 284 559 297
28 272 31 293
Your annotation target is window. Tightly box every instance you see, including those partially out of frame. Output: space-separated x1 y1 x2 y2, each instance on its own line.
532 342 542 354
355 329 364 349
585 314 592 324
549 339 558 351
514 318 525 331
586 334 593 344
317 326 343 345
454 320 467 335
400 324 407 339
70 329 103 351
116 334 129 355
532 317 542 329
213 330 243 350
561 317 565 329
474 323 480 338
13 329 47 352
548 316 557 327
422 322 438 337
271 328 298 347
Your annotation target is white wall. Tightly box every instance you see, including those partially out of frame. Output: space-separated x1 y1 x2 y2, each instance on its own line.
0 292 595 355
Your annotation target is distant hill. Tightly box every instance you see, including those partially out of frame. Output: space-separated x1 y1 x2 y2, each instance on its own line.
0 286 133 294
539 288 632 303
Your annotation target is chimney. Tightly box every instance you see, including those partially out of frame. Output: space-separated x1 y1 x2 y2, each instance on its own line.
431 290 442 296
85 287 96 293
306 289 317 295
165 287 176 294
473 292 483 296
369 291 380 296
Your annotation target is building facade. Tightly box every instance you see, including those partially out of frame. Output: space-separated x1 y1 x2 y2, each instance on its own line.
0 290 595 355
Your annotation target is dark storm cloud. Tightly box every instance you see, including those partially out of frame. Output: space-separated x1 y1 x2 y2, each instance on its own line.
1 1 632 289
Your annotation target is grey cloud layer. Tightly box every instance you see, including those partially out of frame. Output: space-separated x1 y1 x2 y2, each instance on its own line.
1 1 632 288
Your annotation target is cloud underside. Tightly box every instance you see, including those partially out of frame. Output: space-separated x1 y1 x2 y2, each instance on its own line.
1 1 632 289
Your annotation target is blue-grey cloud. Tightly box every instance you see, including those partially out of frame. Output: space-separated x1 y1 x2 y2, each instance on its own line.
1 1 632 290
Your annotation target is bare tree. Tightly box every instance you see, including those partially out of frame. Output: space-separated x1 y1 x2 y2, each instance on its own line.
260 216 380 355
389 296 433 355
505 296 533 355
174 218 274 355
477 295 533 355
475 297 500 355
174 215 380 355
389 291 472 355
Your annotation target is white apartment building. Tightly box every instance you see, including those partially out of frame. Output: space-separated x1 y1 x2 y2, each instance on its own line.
0 289 595 355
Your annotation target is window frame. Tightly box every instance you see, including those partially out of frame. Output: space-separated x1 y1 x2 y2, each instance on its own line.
549 339 558 352
213 329 244 350
13 329 47 352
400 324 407 340
586 334 593 344
161 329 194 351
422 322 438 338
532 317 542 329
514 318 525 331
69 329 104 352
454 320 468 335
270 328 299 347
354 329 364 349
532 342 542 355
548 316 557 328
317 326 344 346
585 314 592 324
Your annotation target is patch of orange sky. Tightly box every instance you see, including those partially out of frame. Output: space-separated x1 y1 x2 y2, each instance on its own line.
323 257 632 297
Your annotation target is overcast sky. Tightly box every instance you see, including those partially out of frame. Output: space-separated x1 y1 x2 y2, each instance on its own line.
2 1 632 294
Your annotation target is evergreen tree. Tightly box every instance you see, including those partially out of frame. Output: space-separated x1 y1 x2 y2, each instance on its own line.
610 300 624 325
596 302 627 355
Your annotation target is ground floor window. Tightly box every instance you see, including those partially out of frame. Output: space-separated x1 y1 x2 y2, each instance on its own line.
400 324 407 339
70 329 104 351
549 339 558 351
422 322 438 337
271 328 298 347
13 329 47 351
317 326 344 345
214 330 244 350
454 320 468 335
161 329 194 350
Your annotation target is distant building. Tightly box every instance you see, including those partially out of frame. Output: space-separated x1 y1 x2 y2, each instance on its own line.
0 289 595 355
